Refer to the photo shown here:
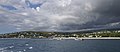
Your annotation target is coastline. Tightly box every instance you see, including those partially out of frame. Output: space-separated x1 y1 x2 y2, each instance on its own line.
0 37 120 40
52 37 120 40
79 37 120 40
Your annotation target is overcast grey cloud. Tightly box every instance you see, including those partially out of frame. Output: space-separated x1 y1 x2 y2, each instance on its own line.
0 0 120 32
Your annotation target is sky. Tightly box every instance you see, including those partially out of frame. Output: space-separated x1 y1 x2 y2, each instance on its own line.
0 0 120 33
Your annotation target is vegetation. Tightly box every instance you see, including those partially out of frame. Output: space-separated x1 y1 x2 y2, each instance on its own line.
0 30 120 38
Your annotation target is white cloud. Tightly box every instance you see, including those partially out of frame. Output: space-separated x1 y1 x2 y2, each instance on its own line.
57 0 71 7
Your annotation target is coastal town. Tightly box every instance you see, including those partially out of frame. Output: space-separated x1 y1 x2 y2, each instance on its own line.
0 30 120 39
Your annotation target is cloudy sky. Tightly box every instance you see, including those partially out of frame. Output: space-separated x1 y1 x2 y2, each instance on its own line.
0 0 120 33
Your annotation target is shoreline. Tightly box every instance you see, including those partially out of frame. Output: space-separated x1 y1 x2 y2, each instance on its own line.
0 37 120 40
52 37 120 40
81 37 120 39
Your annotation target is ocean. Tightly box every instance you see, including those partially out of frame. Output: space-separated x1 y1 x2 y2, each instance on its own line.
0 39 120 52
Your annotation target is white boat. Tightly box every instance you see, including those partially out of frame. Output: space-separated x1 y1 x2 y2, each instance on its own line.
74 38 79 40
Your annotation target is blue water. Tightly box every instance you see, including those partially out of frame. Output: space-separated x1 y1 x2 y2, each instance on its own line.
0 39 120 52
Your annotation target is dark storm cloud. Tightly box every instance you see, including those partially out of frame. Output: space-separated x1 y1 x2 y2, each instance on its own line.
93 0 120 17
56 0 120 31
88 0 120 29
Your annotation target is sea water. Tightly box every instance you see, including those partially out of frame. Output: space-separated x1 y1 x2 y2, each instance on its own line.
0 39 120 52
